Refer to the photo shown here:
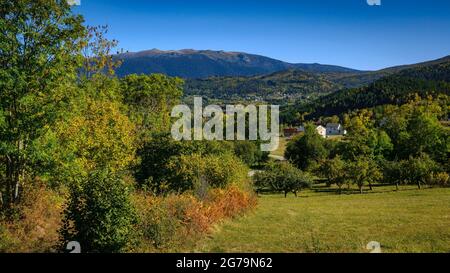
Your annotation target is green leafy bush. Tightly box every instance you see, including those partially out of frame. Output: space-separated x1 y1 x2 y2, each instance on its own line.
432 172 450 187
136 135 249 193
166 153 249 195
60 170 136 253
233 141 268 166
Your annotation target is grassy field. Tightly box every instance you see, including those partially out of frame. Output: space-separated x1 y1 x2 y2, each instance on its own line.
194 186 450 253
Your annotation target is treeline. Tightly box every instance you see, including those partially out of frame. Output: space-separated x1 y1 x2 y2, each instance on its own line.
0 1 259 253
282 97 449 193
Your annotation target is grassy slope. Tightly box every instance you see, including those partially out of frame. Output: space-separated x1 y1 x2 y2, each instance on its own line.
194 186 450 253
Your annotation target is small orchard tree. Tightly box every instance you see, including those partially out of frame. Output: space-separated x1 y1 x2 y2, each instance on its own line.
381 160 405 191
431 172 449 187
367 159 382 191
404 153 439 189
347 159 367 194
347 157 381 194
321 156 346 193
254 162 313 197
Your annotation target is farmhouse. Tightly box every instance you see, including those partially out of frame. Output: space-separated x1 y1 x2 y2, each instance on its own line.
283 127 300 138
283 125 327 138
326 123 347 136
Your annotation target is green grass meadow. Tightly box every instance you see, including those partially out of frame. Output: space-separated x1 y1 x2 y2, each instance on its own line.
194 186 450 253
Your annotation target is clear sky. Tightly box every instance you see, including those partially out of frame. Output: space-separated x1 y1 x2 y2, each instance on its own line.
73 0 450 71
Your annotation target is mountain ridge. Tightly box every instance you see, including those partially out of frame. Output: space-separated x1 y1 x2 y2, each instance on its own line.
115 49 362 78
182 53 450 106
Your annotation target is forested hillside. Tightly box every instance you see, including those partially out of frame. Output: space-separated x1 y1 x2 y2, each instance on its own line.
185 56 450 105
184 69 343 103
287 61 450 119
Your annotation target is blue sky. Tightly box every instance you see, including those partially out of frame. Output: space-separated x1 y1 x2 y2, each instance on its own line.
73 0 450 70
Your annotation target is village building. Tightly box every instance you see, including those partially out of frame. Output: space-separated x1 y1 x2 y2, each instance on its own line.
283 125 327 139
316 125 327 138
283 127 300 138
283 123 347 139
326 123 347 136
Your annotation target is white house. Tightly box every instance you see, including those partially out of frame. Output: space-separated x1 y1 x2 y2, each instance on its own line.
326 123 347 136
284 124 331 139
316 125 327 138
295 125 327 138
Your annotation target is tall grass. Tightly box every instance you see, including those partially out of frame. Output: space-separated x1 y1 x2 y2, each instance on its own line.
0 181 64 253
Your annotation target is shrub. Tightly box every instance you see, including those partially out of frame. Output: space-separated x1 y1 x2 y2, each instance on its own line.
132 194 182 250
205 186 257 221
165 153 249 195
136 135 237 191
203 153 249 190
165 194 209 234
165 153 206 194
233 141 268 166
131 186 256 252
60 170 136 253
428 172 449 187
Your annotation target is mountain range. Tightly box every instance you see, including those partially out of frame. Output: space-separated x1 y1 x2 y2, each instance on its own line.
114 49 450 115
115 49 360 78
183 54 450 103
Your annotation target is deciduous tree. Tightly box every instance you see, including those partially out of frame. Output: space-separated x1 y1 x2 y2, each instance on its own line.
0 0 85 207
